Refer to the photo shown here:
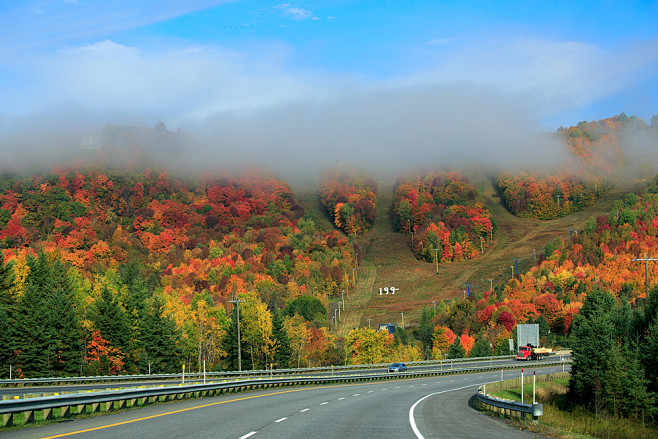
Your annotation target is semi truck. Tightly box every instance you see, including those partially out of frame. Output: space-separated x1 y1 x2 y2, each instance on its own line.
515 323 552 360
516 343 553 360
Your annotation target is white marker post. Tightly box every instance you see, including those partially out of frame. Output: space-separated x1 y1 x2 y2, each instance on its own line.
182 363 185 384
533 371 536 404
203 356 206 384
521 368 524 404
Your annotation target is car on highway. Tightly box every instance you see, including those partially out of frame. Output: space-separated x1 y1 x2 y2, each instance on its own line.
387 362 407 373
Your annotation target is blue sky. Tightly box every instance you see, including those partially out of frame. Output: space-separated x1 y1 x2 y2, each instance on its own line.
1 1 658 171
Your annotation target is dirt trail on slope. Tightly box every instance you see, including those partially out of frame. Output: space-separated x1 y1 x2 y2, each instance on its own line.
339 180 627 331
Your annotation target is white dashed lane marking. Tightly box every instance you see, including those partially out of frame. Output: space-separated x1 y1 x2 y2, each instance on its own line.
274 417 287 423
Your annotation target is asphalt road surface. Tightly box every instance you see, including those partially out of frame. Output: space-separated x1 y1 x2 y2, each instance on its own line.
3 365 565 439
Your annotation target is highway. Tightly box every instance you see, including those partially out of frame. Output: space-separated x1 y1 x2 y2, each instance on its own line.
2 365 565 439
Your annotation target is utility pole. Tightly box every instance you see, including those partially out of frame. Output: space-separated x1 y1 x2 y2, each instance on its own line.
228 296 246 372
367 318 372 329
401 312 404 329
632 253 658 297
432 300 437 313
488 279 493 291
434 248 440 274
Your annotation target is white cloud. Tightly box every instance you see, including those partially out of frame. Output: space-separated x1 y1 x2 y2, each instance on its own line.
275 4 315 21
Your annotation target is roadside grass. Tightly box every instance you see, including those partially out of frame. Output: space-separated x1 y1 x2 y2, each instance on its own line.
487 376 657 439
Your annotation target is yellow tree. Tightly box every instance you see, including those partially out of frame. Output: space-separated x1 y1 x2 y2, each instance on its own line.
284 314 311 368
345 328 391 365
240 291 274 370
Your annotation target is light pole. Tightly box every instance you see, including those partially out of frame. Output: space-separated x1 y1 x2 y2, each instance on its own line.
401 312 404 329
489 278 493 291
367 318 372 329
432 300 436 313
434 248 439 274
228 296 246 371
334 309 338 329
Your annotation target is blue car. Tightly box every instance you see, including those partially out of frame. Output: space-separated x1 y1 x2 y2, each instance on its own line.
388 363 407 372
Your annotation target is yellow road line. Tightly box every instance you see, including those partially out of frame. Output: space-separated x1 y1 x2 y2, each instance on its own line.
40 375 449 438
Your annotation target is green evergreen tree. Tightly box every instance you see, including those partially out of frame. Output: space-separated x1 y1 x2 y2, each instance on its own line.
271 310 292 369
140 297 182 374
0 254 15 376
13 253 55 377
622 340 655 421
469 336 491 358
46 260 83 376
0 254 15 310
603 343 626 417
0 306 12 378
91 284 131 352
447 336 465 359
643 317 658 395
568 287 616 409
414 307 435 359
220 309 240 371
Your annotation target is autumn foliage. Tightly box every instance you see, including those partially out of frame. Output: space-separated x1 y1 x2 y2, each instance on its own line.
319 172 377 236
392 171 494 262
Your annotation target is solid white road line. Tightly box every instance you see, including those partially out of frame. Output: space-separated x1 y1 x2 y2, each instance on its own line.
409 383 489 439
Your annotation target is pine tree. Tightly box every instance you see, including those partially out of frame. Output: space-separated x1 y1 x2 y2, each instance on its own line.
272 310 292 369
221 309 240 371
46 260 83 376
469 336 491 358
91 284 131 353
0 306 12 378
603 343 626 417
447 336 465 359
622 340 655 421
13 253 55 377
568 287 616 408
0 254 15 310
414 307 435 359
140 297 181 374
0 254 15 376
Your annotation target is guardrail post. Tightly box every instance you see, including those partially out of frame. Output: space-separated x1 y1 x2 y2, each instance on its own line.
2 413 13 427
24 409 35 424
43 407 53 421
61 405 71 418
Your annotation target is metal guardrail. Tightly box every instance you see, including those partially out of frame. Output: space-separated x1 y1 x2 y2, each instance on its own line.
0 361 567 428
474 369 572 422
476 389 543 422
0 355 523 387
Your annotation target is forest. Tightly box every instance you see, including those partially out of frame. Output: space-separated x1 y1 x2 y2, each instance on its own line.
0 114 657 425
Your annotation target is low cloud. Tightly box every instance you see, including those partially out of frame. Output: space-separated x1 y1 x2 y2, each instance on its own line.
1 33 656 182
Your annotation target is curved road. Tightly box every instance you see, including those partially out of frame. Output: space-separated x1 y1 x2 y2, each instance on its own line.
3 366 565 439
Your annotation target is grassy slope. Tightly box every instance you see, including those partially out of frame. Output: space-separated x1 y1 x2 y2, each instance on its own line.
295 178 629 334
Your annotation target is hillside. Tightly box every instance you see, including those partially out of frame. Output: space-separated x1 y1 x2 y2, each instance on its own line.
337 178 629 332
